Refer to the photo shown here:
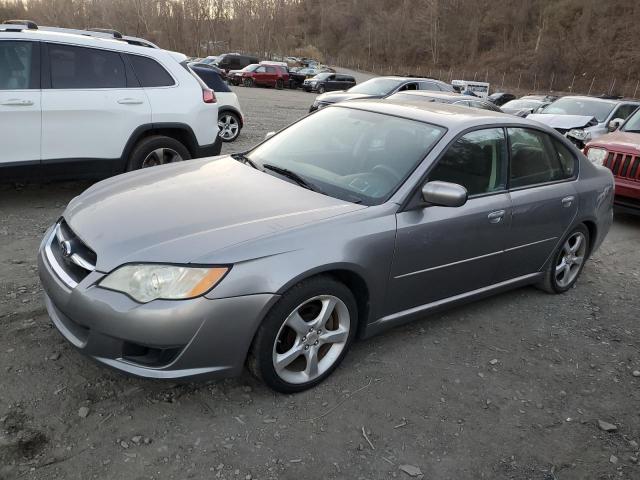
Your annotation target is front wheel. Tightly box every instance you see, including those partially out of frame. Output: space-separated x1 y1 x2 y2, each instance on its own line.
537 225 590 293
248 276 357 393
318 85 326 94
243 78 254 88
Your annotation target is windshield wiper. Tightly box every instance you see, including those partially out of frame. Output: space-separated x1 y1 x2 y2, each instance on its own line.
262 164 322 193
231 153 259 170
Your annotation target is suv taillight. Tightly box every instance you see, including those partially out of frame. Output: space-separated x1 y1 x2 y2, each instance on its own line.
203 89 216 104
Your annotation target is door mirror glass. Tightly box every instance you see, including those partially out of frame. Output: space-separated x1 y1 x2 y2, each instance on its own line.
608 118 624 132
422 181 468 207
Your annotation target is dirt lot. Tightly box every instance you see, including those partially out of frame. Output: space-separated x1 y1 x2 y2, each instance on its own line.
1 77 640 480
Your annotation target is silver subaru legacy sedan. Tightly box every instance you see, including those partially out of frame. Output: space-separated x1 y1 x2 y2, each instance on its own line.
38 100 614 392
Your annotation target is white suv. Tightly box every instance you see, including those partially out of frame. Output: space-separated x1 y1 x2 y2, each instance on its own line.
0 21 221 178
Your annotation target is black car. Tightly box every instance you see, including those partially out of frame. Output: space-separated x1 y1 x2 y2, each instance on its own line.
309 76 454 112
188 62 227 80
287 69 307 89
303 72 356 93
388 91 503 112
487 92 516 106
215 53 259 72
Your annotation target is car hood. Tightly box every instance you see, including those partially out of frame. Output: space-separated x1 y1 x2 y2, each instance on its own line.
63 157 363 272
316 92 375 104
588 130 640 152
527 113 598 129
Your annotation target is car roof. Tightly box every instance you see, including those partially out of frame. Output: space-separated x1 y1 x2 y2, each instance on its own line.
337 97 538 130
390 91 473 102
555 95 639 105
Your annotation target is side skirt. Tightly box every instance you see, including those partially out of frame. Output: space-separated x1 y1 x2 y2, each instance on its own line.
363 272 543 338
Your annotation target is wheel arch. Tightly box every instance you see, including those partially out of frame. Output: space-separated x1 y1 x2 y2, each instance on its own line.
581 219 598 257
218 107 244 128
120 123 200 169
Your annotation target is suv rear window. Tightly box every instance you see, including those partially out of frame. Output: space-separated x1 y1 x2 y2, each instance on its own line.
128 55 175 87
49 44 126 89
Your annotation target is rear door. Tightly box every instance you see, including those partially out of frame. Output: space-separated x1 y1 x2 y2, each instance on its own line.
41 43 150 167
0 40 41 164
499 128 579 281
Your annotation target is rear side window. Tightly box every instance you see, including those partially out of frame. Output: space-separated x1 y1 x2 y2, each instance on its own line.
49 44 126 89
508 128 571 188
553 140 577 177
0 41 36 90
429 128 507 196
128 55 174 87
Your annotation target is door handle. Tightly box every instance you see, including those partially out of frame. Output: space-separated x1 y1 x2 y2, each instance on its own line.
0 99 34 106
117 98 144 105
488 210 506 223
561 196 575 208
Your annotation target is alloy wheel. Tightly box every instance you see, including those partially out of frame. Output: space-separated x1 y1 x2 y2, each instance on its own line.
555 231 587 288
218 114 240 141
272 295 350 384
141 147 183 168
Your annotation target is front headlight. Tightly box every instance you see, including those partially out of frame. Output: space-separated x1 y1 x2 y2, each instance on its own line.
586 147 608 166
99 264 229 303
567 129 591 141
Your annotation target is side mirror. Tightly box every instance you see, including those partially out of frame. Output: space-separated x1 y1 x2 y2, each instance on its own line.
421 181 468 207
608 118 624 132
265 131 276 140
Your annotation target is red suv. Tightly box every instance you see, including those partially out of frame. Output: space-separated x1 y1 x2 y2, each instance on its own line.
585 106 640 213
229 64 288 89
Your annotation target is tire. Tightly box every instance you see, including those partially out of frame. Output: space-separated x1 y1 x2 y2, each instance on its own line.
276 79 284 90
318 85 326 94
243 78 254 88
126 135 191 171
248 276 358 393
537 224 590 294
217 111 241 142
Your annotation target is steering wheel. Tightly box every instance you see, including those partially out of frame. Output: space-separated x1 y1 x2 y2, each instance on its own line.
372 164 402 183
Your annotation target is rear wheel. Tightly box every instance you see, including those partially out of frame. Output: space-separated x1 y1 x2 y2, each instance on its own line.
538 225 590 293
126 135 190 171
217 111 241 142
243 78 254 88
276 78 284 90
248 276 357 393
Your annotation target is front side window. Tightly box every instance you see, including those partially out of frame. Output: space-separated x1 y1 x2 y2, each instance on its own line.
508 128 571 188
247 107 445 205
49 44 125 89
429 128 507 196
128 55 174 87
0 41 35 90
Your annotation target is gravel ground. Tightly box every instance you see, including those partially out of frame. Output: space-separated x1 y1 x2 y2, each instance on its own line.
1 73 640 480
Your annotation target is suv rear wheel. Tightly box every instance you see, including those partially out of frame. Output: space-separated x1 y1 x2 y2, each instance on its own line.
218 111 241 142
276 79 284 90
127 135 191 171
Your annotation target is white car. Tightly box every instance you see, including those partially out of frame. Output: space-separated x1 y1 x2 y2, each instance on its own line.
0 21 221 178
191 64 245 142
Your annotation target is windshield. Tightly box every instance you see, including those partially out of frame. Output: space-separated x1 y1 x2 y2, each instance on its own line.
246 107 445 205
503 100 542 109
621 108 640 132
242 64 259 72
540 98 615 122
347 78 404 96
313 73 332 80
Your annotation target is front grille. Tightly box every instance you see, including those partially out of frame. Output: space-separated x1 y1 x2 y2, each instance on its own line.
605 151 640 181
45 220 97 288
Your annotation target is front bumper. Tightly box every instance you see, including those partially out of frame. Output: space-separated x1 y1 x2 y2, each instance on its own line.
37 230 278 380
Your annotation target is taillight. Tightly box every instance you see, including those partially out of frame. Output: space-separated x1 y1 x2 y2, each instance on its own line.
203 89 216 104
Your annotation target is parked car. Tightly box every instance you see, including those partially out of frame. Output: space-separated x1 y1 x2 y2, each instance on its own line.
214 53 259 73
228 63 288 89
199 55 219 65
287 68 307 89
188 61 227 80
487 92 515 106
309 76 455 112
528 95 640 148
191 65 244 142
0 21 221 179
39 98 613 393
501 98 551 117
388 91 503 112
303 72 356 93
584 107 640 213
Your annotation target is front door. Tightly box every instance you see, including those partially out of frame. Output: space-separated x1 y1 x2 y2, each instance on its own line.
0 40 41 164
500 128 579 280
387 128 512 315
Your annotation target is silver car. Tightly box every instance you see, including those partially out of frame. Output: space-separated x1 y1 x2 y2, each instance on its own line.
38 100 615 392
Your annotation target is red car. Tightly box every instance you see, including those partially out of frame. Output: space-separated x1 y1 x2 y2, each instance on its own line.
585 107 640 213
229 64 288 89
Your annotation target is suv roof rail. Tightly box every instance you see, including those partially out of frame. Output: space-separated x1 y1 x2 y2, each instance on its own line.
3 19 38 29
87 28 123 39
